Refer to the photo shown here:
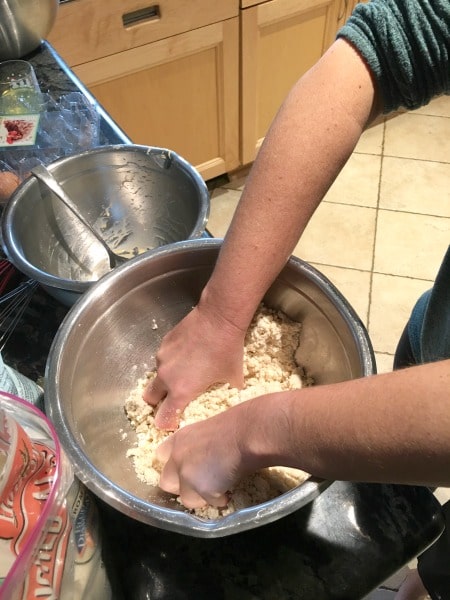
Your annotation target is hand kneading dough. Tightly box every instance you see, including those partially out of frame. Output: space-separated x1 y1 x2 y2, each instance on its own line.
124 303 312 519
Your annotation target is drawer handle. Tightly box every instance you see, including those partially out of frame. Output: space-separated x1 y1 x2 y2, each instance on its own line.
122 5 160 27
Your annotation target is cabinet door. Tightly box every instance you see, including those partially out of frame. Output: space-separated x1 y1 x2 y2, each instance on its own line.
337 0 369 29
73 18 240 180
241 0 340 164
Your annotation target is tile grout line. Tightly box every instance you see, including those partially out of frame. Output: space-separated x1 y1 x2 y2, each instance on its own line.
366 117 386 334
322 198 450 221
308 260 436 283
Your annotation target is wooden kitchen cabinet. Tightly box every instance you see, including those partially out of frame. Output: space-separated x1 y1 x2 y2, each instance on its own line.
240 0 341 165
336 0 369 30
73 20 239 181
48 0 240 180
49 0 350 178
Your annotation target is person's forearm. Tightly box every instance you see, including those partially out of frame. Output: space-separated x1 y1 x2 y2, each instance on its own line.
242 360 450 487
201 39 381 331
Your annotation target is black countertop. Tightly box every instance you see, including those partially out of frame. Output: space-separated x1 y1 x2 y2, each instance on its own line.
99 483 444 600
0 42 445 600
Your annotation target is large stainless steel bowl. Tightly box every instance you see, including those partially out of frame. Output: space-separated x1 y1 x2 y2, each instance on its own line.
45 238 376 538
1 145 210 306
0 0 58 60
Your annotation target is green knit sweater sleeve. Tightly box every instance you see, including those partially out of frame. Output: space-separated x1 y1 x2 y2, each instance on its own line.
337 0 450 112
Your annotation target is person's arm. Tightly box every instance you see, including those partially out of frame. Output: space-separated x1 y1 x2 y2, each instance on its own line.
199 38 380 330
145 38 381 429
156 359 450 509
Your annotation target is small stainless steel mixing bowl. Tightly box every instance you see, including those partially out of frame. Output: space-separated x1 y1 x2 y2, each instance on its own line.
1 145 210 305
0 0 58 60
45 238 376 538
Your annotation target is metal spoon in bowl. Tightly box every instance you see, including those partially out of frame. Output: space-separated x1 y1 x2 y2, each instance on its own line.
31 164 127 270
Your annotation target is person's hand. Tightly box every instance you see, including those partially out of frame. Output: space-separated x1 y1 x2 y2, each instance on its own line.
144 304 247 430
155 403 253 509
155 392 295 508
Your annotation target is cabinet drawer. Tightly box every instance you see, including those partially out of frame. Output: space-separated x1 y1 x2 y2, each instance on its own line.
48 0 239 66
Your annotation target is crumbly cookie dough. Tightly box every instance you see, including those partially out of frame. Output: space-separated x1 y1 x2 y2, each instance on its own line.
125 304 312 518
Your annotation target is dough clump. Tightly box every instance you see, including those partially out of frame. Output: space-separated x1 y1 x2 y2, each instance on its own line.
125 304 311 518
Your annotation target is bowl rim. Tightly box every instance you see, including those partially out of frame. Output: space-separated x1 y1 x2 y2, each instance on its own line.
45 238 376 538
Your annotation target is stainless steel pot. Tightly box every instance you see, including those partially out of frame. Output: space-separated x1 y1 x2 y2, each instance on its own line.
1 145 210 306
0 0 58 60
45 238 376 538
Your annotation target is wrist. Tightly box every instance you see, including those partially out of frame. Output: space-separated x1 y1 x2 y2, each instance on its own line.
236 393 297 471
197 283 254 336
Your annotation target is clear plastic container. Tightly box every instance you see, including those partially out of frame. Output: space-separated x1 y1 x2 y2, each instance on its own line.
0 391 111 599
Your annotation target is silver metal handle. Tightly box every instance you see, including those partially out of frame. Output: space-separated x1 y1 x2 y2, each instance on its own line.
122 5 160 27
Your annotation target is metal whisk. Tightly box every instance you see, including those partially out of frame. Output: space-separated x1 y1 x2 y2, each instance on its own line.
0 260 38 351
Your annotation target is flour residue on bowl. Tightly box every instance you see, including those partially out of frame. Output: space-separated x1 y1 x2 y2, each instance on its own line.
124 304 312 519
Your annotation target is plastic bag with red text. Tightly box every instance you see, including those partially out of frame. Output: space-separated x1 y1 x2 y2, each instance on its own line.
0 391 111 599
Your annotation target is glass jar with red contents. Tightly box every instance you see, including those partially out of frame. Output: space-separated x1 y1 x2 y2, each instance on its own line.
0 61 42 148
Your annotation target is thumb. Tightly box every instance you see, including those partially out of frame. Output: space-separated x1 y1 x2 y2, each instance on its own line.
155 435 174 466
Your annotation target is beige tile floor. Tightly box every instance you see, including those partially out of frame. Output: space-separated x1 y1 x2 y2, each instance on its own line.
206 94 450 597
